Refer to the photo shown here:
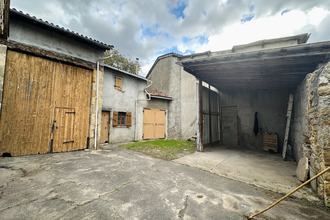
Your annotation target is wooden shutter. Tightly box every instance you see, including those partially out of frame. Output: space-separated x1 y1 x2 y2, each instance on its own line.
115 76 123 91
113 111 118 127
127 112 132 127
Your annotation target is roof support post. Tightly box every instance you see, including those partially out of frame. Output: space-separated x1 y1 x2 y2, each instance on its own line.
196 79 203 151
208 84 212 144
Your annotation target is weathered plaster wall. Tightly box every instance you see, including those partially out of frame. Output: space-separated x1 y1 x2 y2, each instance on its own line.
220 89 292 150
290 78 310 161
0 44 6 111
148 56 182 139
102 67 147 143
180 69 198 140
9 17 103 63
305 62 330 206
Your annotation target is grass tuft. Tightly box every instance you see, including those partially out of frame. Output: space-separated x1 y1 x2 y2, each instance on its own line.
119 140 196 160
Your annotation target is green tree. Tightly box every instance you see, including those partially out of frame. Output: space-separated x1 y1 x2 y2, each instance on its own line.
104 49 140 74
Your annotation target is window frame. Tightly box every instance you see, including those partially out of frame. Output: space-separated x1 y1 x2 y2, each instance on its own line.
114 76 123 91
113 111 131 127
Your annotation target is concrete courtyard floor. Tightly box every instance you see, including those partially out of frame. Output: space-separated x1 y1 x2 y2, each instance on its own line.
174 145 319 202
0 145 329 220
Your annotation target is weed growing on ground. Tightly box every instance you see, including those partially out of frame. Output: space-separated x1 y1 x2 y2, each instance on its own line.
120 140 196 160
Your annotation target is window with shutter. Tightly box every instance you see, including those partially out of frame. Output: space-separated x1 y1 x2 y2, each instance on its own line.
112 111 132 127
114 76 123 91
113 111 118 127
127 112 132 127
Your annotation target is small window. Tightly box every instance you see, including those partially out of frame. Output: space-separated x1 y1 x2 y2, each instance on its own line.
115 76 123 91
113 111 131 127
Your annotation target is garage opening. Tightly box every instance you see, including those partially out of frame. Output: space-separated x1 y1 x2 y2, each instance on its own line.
178 34 330 204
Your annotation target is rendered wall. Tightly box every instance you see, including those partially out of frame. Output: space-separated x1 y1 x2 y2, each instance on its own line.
148 55 198 140
102 68 147 143
290 78 310 161
148 56 182 139
8 16 103 64
180 69 198 140
220 89 292 150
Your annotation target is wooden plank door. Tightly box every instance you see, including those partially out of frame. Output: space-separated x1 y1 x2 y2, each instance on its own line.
154 109 166 139
53 108 75 152
143 108 166 140
143 108 154 139
100 111 110 144
221 106 238 147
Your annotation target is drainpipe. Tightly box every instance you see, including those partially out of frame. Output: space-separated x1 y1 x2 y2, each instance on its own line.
134 79 152 141
95 56 112 150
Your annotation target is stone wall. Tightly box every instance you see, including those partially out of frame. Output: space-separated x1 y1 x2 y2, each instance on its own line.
89 68 104 150
306 61 330 206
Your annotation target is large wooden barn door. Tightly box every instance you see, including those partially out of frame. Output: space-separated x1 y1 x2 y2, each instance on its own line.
143 108 166 140
53 61 92 152
0 51 56 156
0 50 92 156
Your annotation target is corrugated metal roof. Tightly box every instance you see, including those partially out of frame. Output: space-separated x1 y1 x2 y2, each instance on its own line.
10 8 113 50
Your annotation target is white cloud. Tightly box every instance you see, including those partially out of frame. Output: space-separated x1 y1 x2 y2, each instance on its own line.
10 0 330 76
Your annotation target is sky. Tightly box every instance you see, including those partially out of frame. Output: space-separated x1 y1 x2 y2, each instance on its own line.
11 0 330 76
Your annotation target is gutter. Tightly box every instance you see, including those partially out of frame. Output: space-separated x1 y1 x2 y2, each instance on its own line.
134 79 152 141
95 55 111 150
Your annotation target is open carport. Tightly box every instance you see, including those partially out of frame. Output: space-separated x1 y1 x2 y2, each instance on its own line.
177 34 330 205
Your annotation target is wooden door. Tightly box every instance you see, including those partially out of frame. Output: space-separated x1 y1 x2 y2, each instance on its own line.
221 106 238 147
0 50 92 156
100 111 110 144
154 109 166 139
53 108 75 152
143 108 166 140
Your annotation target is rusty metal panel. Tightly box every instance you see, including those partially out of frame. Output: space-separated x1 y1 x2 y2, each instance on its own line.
210 91 219 113
100 111 110 144
202 87 209 112
203 114 210 145
211 115 220 142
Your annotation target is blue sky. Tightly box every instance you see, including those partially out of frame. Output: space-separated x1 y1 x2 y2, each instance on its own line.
11 0 330 76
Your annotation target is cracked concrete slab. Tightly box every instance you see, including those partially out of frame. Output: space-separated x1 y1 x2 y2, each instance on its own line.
174 146 319 202
0 146 329 220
